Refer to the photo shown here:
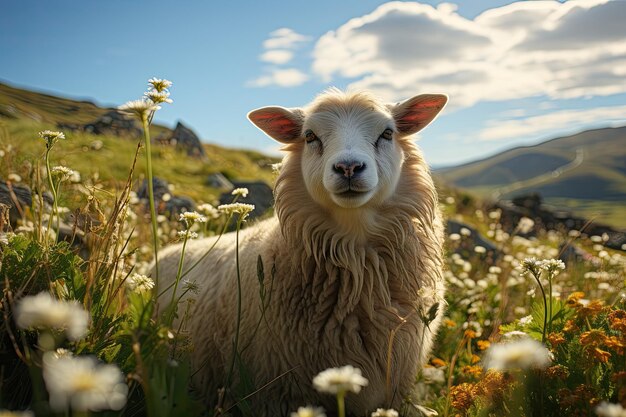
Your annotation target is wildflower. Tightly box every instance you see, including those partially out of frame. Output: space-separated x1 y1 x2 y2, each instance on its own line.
431 357 447 367
477 340 491 351
371 409 399 417
231 187 249 198
182 279 200 295
539 259 565 274
144 89 173 104
516 217 534 234
595 401 626 417
548 332 566 347
52 348 73 359
178 230 199 239
39 130 66 147
43 354 128 412
218 203 255 218
290 406 326 417
609 310 626 333
449 383 478 412
503 330 528 338
474 245 486 254
15 292 89 341
179 211 207 227
147 77 172 92
462 365 483 377
197 203 220 219
580 329 608 348
460 227 471 236
589 347 611 363
125 273 155 293
118 99 159 120
312 365 368 395
448 233 460 241
7 173 21 182
544 365 570 380
577 300 605 318
51 166 77 182
484 339 552 371
519 315 533 326
520 257 541 276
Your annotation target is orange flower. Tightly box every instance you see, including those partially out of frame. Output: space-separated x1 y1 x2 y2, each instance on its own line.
476 370 513 403
545 365 570 380
580 330 608 348
444 319 457 328
462 365 483 377
471 354 481 364
563 319 579 333
605 336 625 354
548 332 566 348
431 358 447 368
609 310 626 333
566 292 586 307
590 347 611 363
464 329 477 339
577 300 605 318
450 383 478 413
477 340 491 351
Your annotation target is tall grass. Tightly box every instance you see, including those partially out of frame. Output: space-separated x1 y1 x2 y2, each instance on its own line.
0 80 625 417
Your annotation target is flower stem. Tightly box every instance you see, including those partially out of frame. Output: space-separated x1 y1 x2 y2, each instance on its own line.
532 271 548 343
44 146 58 248
337 391 346 417
226 215 244 387
141 114 160 289
167 230 190 325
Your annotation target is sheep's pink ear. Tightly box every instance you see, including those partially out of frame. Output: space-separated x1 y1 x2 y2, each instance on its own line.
247 106 304 143
391 94 448 136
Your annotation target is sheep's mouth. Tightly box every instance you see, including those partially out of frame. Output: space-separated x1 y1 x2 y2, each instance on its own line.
337 190 367 198
335 189 370 198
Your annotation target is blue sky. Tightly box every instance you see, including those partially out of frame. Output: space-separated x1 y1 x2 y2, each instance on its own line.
2 0 625 167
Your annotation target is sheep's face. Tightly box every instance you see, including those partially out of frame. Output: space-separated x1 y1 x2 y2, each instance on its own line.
300 104 401 209
248 89 447 210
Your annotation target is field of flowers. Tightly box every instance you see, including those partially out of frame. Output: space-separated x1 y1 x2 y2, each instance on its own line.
0 79 625 417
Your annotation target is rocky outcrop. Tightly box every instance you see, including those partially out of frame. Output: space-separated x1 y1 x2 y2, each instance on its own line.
137 177 196 218
491 193 625 251
218 181 274 220
166 122 207 160
83 110 142 137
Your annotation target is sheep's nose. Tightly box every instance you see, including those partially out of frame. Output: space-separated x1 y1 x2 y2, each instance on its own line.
333 160 366 178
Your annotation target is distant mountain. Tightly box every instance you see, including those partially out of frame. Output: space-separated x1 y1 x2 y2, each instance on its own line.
436 126 626 228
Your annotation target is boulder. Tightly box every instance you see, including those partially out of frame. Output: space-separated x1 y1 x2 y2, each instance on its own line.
167 121 207 160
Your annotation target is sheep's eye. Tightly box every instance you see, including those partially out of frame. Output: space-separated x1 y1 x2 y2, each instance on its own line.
380 128 393 141
305 129 319 144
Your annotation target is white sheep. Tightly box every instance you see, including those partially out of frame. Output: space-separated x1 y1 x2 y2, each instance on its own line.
156 88 447 416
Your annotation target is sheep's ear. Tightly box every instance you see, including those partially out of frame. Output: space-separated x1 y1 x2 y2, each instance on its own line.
390 94 448 136
247 106 304 143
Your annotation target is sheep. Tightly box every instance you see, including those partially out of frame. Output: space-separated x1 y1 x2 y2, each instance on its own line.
156 88 448 416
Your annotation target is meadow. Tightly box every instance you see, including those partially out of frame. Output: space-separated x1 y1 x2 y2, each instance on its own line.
0 79 625 417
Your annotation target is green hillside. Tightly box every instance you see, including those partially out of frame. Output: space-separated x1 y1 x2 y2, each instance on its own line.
0 81 279 204
436 127 626 228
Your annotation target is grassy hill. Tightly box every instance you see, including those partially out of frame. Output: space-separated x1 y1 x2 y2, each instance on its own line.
436 126 626 228
0 81 278 204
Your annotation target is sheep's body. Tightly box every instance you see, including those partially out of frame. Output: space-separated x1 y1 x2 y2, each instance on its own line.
156 89 447 416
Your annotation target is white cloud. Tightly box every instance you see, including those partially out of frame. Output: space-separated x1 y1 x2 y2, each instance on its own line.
249 28 312 87
260 50 294 65
248 68 309 88
310 0 626 107
263 28 311 50
478 105 626 141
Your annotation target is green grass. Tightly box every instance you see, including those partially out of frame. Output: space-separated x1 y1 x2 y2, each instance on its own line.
0 118 278 204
